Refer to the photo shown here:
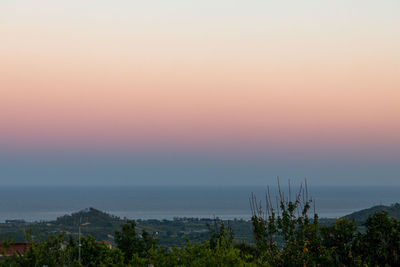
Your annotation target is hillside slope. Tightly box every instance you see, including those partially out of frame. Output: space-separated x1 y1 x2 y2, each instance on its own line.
344 203 400 223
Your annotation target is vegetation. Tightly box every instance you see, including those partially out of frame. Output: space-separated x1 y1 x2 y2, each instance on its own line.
1 183 400 266
0 208 253 247
344 203 400 224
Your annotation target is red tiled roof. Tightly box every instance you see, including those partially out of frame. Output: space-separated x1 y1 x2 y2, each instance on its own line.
0 242 29 256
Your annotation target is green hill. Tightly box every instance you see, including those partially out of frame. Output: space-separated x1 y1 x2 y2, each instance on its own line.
343 203 400 224
2 204 400 246
54 207 121 227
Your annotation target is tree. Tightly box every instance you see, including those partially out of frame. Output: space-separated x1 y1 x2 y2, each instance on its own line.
115 220 157 264
79 235 124 267
356 212 400 266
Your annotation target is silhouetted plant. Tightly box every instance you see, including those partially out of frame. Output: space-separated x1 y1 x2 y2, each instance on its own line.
250 178 331 266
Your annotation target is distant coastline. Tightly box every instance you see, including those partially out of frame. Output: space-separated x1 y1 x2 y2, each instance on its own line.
0 185 398 222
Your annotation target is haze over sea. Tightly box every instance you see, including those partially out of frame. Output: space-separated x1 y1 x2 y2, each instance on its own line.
0 185 398 222
1 1 400 227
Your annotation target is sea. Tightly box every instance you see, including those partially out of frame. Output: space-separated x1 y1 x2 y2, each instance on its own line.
0 186 398 222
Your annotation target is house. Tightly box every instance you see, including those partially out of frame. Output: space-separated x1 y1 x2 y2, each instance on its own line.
0 242 29 256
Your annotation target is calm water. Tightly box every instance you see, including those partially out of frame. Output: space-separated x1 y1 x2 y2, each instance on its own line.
0 186 398 222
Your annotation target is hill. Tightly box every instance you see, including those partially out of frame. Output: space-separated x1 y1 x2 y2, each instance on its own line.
0 208 252 246
54 207 121 227
2 204 399 246
343 203 400 223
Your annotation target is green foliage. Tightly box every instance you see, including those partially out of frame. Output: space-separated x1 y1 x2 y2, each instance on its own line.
320 218 360 266
206 220 234 249
1 232 124 267
114 220 158 263
130 222 258 267
344 203 400 224
2 183 400 266
248 180 400 266
0 210 255 246
79 235 124 267
355 212 400 266
12 233 76 267
249 181 329 266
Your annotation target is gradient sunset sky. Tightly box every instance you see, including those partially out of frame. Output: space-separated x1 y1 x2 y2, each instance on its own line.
1 0 399 185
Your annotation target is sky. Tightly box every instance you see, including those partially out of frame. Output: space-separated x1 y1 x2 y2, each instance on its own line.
1 0 399 186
